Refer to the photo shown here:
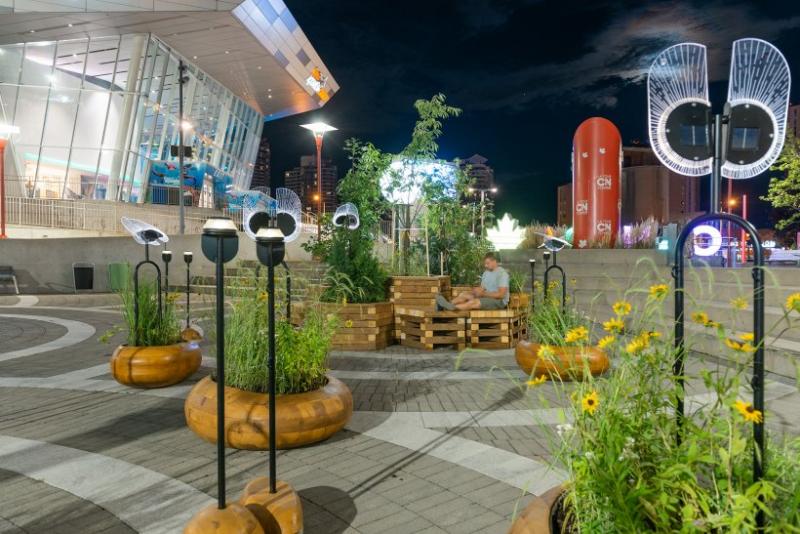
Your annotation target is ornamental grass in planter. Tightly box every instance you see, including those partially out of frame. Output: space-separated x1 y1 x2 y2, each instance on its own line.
513 285 800 532
516 280 608 380
184 270 353 450
106 278 201 388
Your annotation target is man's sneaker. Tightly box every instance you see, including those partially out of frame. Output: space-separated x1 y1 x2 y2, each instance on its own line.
436 294 456 311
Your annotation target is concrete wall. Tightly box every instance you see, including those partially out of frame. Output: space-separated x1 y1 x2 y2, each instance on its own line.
0 232 312 294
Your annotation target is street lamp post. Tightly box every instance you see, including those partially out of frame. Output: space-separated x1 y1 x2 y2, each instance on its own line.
177 60 190 235
468 186 497 236
300 122 337 240
0 124 20 239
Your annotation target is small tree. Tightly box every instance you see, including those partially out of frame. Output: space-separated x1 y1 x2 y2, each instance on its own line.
304 139 390 303
762 135 800 236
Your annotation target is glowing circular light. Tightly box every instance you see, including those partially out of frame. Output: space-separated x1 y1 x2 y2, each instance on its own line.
692 224 722 257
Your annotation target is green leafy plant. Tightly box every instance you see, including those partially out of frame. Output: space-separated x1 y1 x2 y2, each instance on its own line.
532 281 800 532
221 269 337 394
103 276 180 346
763 134 800 234
527 282 589 347
508 269 526 294
304 139 389 303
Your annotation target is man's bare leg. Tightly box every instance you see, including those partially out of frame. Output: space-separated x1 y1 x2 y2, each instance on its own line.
451 291 476 305
455 297 481 311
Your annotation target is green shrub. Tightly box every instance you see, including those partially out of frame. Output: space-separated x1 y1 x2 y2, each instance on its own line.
109 275 180 346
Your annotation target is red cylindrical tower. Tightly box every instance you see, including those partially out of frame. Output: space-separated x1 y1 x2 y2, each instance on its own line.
572 117 621 248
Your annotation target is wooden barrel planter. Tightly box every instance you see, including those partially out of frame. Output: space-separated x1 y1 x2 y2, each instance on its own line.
110 342 201 388
184 374 353 450
515 340 609 380
508 486 565 534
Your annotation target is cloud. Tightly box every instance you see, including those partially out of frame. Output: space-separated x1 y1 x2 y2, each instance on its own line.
452 1 800 111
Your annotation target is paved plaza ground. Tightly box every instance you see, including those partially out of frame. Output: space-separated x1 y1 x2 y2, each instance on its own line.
0 295 799 533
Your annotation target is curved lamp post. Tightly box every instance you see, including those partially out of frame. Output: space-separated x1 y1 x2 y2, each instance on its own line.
300 122 336 240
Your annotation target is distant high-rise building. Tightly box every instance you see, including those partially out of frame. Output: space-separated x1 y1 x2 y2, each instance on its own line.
557 183 572 227
250 137 271 190
788 104 800 140
284 155 338 214
460 154 495 190
621 145 701 224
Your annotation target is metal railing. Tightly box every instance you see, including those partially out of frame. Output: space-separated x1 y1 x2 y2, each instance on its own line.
6 197 223 235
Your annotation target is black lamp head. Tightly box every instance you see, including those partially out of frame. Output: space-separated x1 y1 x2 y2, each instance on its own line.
162 250 173 263
543 251 551 260
529 258 536 264
183 252 193 264
139 228 164 243
255 227 286 267
201 217 239 263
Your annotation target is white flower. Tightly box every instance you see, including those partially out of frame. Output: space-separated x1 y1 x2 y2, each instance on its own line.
556 423 574 438
584 451 595 460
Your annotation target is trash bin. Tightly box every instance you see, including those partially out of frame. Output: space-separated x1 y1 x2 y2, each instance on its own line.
73 262 95 292
108 262 131 292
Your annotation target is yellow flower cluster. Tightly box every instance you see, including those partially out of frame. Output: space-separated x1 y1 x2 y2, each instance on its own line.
612 300 632 316
526 375 547 387
648 284 668 301
258 290 268 302
733 399 763 423
603 317 625 334
691 311 720 329
565 326 589 344
725 333 756 353
165 292 181 304
786 292 800 314
730 296 748 310
537 344 555 359
597 335 615 350
344 320 354 328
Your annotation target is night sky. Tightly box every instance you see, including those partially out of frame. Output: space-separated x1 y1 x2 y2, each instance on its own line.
263 0 800 227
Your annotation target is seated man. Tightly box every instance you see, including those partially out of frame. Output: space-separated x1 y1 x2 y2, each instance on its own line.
436 252 509 311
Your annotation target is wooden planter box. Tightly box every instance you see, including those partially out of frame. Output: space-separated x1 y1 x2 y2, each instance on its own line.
400 309 468 351
509 292 531 310
509 486 564 534
325 302 394 350
110 342 201 388
467 309 527 349
515 340 609 380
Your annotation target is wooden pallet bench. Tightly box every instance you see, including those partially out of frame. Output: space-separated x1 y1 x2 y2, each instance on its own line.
400 309 468 351
321 302 394 351
389 276 451 309
468 309 527 349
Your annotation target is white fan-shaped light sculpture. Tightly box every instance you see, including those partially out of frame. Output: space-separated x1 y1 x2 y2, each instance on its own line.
722 38 791 179
121 217 169 245
647 43 712 177
534 231 572 253
242 189 277 241
275 187 302 243
333 202 360 230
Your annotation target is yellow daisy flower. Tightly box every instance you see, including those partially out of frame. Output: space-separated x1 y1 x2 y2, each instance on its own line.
582 391 600 415
597 335 615 350
526 375 547 387
647 331 661 339
344 320 353 328
740 332 755 342
691 311 709 325
565 326 589 344
603 317 625 334
731 297 748 310
733 400 763 423
625 334 650 355
257 290 268 302
724 338 755 353
786 293 800 313
612 300 632 316
648 284 669 301
537 345 555 359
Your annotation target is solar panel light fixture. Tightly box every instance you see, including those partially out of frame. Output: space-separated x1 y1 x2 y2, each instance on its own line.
648 38 790 212
201 217 239 264
255 227 286 267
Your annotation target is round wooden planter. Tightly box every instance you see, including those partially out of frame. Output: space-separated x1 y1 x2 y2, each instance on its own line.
110 342 201 388
515 340 609 380
184 374 353 450
508 486 564 534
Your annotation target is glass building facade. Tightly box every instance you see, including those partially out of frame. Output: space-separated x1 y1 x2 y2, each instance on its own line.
0 33 263 205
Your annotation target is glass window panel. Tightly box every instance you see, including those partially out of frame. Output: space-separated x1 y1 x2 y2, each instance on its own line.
85 36 120 91
21 42 56 86
100 91 122 150
14 86 49 147
96 149 116 200
73 90 110 148
0 44 24 122
53 40 87 90
35 146 70 198
65 148 100 199
42 88 80 147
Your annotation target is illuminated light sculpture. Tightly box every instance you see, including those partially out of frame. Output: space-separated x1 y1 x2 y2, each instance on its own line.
333 202 360 230
647 43 712 177
275 187 303 243
535 230 572 253
486 213 525 250
691 224 723 257
572 118 622 248
723 39 791 180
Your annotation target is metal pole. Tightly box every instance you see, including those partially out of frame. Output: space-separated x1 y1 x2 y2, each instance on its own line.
267 246 277 494
0 140 6 239
710 114 722 214
315 134 323 240
282 260 291 322
529 259 536 312
741 194 747 263
185 259 191 326
178 60 187 235
215 238 226 509
480 190 486 236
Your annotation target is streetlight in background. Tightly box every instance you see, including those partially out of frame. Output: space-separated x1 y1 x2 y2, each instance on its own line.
468 186 498 236
300 122 337 239
0 124 20 239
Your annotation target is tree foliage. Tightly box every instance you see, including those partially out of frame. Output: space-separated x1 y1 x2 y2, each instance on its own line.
762 135 800 233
